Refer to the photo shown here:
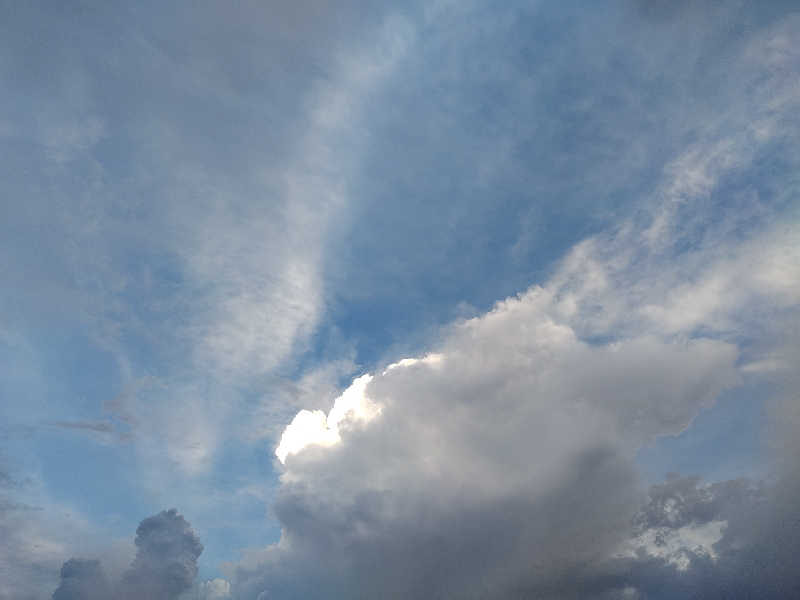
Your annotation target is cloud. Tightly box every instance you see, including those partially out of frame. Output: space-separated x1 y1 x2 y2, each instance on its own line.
118 509 203 600
51 560 110 600
225 8 800 586
229 212 798 598
0 5 417 586
0 462 129 600
199 578 232 600
601 467 800 599
0 0 412 500
2 2 798 598
51 509 202 600
234 314 738 597
275 373 380 464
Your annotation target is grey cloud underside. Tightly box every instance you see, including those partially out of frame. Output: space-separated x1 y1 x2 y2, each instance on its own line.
232 327 738 598
119 509 203 599
599 468 800 600
238 399 800 600
52 560 110 600
52 509 202 600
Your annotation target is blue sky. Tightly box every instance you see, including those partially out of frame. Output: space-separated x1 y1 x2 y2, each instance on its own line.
1 2 799 599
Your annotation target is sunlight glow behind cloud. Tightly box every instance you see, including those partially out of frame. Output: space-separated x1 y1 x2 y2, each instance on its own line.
275 374 377 464
275 354 444 463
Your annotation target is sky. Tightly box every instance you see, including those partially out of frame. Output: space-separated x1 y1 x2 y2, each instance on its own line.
1 1 799 598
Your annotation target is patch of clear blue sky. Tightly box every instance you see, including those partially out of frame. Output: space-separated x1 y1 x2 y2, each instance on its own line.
1 0 798 582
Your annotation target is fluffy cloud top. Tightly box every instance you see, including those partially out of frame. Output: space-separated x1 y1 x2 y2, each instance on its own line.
230 205 797 599
51 509 202 600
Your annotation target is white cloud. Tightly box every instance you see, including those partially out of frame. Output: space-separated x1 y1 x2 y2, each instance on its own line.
275 353 445 464
628 519 726 571
199 578 232 599
248 215 796 598
275 374 379 465
244 22 800 585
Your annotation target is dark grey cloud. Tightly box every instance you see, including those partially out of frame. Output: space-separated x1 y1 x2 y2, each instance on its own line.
592 469 800 600
119 509 203 600
52 560 111 600
237 470 800 599
635 372 800 599
632 474 762 533
51 509 202 600
235 446 641 600
559 372 800 600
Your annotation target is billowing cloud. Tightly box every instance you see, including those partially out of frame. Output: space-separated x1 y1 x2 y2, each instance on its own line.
230 220 796 599
51 509 202 600
52 560 110 600
119 509 203 599
226 29 800 588
237 318 735 596
230 212 797 599
274 356 445 464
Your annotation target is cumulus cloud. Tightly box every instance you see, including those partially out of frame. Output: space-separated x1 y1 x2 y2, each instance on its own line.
232 212 797 599
229 205 797 599
51 509 202 600
119 509 203 599
224 9 800 588
52 560 110 600
236 307 737 597
274 355 444 464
